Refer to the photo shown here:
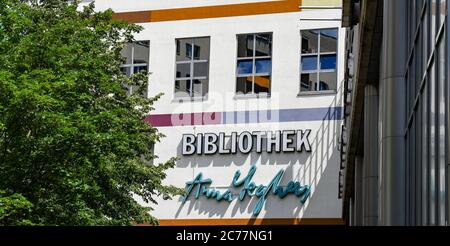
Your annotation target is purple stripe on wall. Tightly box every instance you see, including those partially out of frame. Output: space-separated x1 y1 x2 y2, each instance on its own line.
144 107 343 127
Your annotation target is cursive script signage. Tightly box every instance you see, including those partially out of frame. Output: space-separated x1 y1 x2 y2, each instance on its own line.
182 130 312 155
181 166 311 216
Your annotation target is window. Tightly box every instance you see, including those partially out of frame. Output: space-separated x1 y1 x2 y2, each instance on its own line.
300 29 338 92
405 0 448 225
175 37 210 98
236 33 272 96
120 41 150 95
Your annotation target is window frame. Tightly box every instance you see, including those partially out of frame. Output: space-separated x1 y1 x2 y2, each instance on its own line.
299 28 339 95
174 36 210 101
235 32 273 98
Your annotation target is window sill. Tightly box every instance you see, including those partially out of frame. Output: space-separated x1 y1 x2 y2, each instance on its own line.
297 90 337 97
172 96 208 103
233 94 271 100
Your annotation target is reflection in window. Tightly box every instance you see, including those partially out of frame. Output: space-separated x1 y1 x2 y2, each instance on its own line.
186 43 201 59
237 60 253 74
301 30 319 53
320 54 337 70
120 40 150 96
175 37 210 98
236 33 272 96
300 29 338 92
301 56 318 71
437 39 446 226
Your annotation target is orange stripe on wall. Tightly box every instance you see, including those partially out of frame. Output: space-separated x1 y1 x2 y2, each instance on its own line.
136 218 345 226
113 0 302 23
113 10 151 24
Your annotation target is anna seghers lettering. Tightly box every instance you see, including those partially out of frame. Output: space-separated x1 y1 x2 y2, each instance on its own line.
182 130 312 155
181 166 311 216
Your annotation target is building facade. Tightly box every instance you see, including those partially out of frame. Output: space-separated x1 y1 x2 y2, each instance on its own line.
82 0 346 225
340 0 449 226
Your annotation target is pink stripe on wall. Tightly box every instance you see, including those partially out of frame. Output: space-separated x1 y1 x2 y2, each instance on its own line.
145 112 221 127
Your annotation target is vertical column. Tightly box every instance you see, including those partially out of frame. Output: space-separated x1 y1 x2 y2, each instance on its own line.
379 0 407 225
354 156 364 226
363 84 379 225
349 197 354 226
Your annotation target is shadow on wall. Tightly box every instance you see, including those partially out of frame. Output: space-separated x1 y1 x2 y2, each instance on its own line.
176 146 312 169
174 83 344 222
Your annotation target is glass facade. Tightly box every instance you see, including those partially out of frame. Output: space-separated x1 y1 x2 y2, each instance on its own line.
341 0 449 226
405 0 448 226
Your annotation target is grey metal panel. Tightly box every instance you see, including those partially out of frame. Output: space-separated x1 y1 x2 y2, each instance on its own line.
379 0 407 226
380 77 407 138
354 156 364 226
380 137 406 225
363 84 379 225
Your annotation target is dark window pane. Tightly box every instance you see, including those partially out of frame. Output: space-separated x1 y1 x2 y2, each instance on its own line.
186 43 193 59
320 54 337 70
416 31 423 90
192 79 208 97
193 45 200 59
431 0 437 48
236 76 253 94
255 59 271 74
318 71 337 91
301 56 318 71
320 29 338 53
176 39 193 61
134 65 148 74
193 62 208 77
254 76 270 94
176 63 191 78
193 37 210 60
438 40 446 225
237 59 253 75
125 84 132 96
440 0 446 27
321 29 338 39
422 11 429 72
174 80 191 97
120 67 131 77
301 73 317 92
121 43 133 64
254 34 272 57
134 41 149 64
301 30 319 53
421 76 428 225
129 85 143 96
429 62 436 225
237 34 254 57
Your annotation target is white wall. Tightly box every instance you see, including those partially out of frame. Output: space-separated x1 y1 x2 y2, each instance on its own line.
137 9 345 221
86 2 345 221
140 10 344 115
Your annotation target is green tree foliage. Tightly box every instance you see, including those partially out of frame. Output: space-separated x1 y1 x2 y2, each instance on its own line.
0 0 182 225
